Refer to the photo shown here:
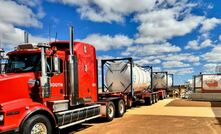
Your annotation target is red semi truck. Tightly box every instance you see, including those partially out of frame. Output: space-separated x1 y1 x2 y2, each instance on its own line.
0 27 126 134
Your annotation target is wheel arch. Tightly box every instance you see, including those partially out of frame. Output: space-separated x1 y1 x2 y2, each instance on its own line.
20 108 57 130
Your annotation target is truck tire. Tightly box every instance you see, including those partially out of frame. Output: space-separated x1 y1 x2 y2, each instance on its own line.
145 97 152 105
105 101 115 122
164 94 166 99
156 94 159 102
116 99 125 117
21 115 52 134
127 99 132 109
161 94 164 100
152 95 156 104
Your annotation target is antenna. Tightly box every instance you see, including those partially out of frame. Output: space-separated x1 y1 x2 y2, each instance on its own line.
54 32 57 42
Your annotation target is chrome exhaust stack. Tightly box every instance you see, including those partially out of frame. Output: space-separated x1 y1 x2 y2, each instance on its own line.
24 31 29 43
37 43 51 98
69 26 78 106
0 48 5 74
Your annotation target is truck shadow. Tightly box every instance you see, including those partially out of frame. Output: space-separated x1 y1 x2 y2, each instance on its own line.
59 118 107 134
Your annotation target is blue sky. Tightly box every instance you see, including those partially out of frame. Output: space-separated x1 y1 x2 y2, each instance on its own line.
0 0 221 85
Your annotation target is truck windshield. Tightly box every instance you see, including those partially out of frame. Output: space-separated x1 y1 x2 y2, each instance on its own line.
5 53 41 73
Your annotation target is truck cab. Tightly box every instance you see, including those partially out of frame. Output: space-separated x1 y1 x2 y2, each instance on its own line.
0 38 101 133
0 27 124 134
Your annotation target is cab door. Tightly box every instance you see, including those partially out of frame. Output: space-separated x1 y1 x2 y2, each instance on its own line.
49 52 65 100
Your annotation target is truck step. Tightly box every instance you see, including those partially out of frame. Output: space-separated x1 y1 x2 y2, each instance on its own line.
56 104 101 129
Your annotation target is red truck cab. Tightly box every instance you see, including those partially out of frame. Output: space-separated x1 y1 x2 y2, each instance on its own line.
0 40 101 133
0 27 125 134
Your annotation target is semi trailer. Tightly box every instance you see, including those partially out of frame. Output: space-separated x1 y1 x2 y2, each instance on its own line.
193 73 221 93
0 27 126 134
152 72 173 99
190 73 221 101
101 58 159 106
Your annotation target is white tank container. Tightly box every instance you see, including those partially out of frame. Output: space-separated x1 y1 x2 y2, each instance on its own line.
152 73 167 89
105 62 151 92
168 75 173 87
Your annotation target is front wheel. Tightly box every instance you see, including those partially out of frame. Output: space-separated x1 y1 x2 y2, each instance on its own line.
105 101 115 122
21 115 52 134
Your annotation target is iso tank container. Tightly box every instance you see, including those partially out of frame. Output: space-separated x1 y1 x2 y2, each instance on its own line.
201 74 221 93
152 72 172 90
105 61 151 92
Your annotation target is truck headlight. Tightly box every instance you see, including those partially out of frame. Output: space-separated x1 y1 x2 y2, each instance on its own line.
0 114 4 122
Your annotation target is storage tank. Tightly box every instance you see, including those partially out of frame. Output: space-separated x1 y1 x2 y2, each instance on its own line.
152 72 168 89
105 61 151 92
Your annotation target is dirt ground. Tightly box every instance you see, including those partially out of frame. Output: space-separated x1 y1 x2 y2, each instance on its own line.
60 99 221 134
166 99 221 107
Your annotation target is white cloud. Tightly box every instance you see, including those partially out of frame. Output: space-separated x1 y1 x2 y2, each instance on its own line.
0 0 42 28
162 61 190 68
96 55 115 67
2 28 48 51
185 40 199 50
207 4 214 9
200 17 221 33
135 9 204 44
219 35 221 41
135 59 161 66
153 67 161 72
17 0 42 7
0 0 46 51
97 55 114 60
80 34 133 51
203 63 219 73
193 62 201 66
164 53 199 62
166 68 193 75
203 45 221 62
185 39 213 50
201 39 213 47
122 42 181 56
49 0 157 23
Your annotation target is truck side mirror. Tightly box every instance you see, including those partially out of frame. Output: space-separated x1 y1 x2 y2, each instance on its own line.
53 56 61 74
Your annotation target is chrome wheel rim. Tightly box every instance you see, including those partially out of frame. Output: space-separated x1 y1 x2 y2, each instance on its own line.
119 101 124 114
31 123 47 134
108 105 114 118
